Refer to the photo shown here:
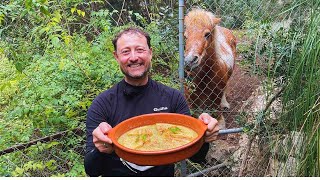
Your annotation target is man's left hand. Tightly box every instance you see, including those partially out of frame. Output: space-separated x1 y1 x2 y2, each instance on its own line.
198 113 219 142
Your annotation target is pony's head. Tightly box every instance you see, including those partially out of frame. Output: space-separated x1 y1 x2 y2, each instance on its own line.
184 9 221 69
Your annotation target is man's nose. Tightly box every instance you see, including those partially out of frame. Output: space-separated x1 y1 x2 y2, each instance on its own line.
129 51 139 60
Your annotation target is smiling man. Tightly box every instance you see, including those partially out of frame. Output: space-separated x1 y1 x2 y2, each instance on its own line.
113 28 152 85
84 27 220 177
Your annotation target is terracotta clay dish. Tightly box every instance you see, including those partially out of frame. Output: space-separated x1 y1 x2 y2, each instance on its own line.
108 113 207 166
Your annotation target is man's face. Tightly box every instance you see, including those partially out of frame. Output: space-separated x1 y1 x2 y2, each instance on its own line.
113 32 152 81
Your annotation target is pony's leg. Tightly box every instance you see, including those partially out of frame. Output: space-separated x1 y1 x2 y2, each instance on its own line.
220 91 230 109
216 112 226 141
217 113 226 130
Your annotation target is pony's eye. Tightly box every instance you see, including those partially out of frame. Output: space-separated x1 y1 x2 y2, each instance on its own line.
204 32 211 39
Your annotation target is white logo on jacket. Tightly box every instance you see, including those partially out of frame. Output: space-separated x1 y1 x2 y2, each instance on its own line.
153 107 168 112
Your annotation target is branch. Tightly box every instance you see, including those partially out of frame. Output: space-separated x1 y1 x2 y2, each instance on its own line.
238 85 286 176
0 128 84 156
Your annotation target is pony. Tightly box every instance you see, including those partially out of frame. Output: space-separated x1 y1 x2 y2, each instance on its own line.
184 8 237 117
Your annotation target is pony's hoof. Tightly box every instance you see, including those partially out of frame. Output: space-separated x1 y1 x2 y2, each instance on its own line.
220 101 230 110
217 116 226 130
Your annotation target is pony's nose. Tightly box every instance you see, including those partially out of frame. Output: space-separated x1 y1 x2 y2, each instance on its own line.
184 55 199 67
191 56 198 63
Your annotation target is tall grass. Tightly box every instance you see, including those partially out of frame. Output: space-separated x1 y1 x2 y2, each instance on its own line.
280 1 320 176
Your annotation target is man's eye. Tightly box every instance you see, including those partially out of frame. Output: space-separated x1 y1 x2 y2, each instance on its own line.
137 49 145 53
121 50 130 55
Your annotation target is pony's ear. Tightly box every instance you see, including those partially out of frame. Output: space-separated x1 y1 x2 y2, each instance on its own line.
212 18 221 24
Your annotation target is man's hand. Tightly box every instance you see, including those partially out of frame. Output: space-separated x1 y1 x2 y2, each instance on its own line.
198 113 219 142
92 122 114 154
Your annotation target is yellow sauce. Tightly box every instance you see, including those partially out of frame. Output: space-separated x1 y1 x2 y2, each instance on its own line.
118 123 198 151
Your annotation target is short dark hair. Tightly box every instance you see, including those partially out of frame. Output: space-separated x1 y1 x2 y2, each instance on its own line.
112 27 151 51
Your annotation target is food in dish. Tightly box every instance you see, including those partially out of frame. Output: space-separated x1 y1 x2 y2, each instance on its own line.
117 123 198 151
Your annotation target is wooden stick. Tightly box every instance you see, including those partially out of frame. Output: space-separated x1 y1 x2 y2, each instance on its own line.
0 128 83 156
238 85 285 176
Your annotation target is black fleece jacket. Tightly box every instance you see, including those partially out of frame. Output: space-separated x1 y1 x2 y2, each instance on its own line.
84 78 209 177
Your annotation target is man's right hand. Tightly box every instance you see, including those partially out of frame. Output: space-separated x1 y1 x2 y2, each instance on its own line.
92 122 114 154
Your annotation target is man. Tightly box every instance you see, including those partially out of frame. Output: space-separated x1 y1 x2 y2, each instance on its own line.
84 27 220 176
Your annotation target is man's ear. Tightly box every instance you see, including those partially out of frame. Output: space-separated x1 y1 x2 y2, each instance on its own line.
113 51 119 62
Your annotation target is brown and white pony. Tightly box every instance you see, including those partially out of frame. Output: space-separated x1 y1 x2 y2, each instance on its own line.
184 8 236 117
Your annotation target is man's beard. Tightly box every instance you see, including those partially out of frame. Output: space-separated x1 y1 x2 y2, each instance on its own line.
120 65 151 80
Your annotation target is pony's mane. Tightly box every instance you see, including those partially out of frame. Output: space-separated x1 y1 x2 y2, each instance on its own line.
185 8 218 29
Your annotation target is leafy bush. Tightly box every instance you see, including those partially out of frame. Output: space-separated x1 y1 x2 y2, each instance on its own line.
0 0 180 176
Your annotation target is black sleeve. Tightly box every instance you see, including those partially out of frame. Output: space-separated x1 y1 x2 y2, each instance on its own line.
173 91 209 164
84 149 104 177
84 94 112 176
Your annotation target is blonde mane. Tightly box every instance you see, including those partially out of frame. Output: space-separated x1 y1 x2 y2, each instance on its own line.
185 8 219 30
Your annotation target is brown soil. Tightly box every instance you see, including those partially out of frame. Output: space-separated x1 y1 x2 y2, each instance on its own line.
221 60 261 145
191 58 262 177
225 63 261 127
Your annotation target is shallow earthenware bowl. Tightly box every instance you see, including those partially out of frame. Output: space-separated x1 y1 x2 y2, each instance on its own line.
108 113 207 166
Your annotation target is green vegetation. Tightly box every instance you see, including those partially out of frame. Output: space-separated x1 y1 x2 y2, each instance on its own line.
0 0 319 177
0 0 179 176
280 6 320 176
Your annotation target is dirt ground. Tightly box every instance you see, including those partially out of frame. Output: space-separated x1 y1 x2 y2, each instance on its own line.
201 57 262 177
223 62 261 143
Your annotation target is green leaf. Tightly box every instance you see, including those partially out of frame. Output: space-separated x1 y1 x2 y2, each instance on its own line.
21 135 30 142
62 35 72 45
20 9 28 18
46 141 59 148
45 160 56 168
40 6 50 16
76 10 82 16
51 17 60 23
14 62 25 72
52 11 61 23
169 126 181 134
59 60 65 70
51 37 60 47
81 11 85 17
25 0 33 10
36 163 44 170
65 108 76 118
39 26 50 35
39 0 48 4
0 82 11 91
71 7 76 14
141 134 147 142
14 167 24 175
0 13 4 25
